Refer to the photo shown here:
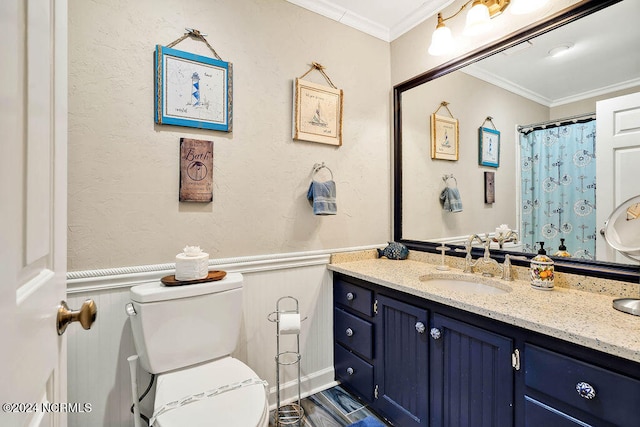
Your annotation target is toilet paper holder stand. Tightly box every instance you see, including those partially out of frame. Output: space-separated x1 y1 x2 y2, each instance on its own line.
268 296 307 426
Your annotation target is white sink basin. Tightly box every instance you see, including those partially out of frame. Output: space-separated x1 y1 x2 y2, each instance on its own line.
420 277 511 295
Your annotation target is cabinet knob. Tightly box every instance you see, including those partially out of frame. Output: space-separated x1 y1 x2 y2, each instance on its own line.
346 292 355 301
346 327 354 337
576 382 596 399
346 367 354 375
415 322 426 334
430 328 442 340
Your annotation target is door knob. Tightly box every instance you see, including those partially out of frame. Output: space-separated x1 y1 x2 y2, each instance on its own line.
430 328 442 340
57 299 97 335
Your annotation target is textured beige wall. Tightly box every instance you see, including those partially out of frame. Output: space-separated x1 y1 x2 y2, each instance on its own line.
68 0 391 270
401 71 548 241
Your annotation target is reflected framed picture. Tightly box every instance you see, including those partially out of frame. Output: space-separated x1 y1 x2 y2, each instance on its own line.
479 127 500 167
293 78 343 146
155 45 232 132
430 114 459 161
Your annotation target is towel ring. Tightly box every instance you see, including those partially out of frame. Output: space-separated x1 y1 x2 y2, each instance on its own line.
312 162 334 180
443 174 457 187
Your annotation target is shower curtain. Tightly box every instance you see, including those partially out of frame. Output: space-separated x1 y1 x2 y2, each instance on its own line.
519 120 596 259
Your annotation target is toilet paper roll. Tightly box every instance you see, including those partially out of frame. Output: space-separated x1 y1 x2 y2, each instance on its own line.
278 313 301 335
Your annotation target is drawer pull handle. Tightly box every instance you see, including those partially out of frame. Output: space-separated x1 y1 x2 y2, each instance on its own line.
576 382 596 400
430 328 442 340
346 328 354 337
415 322 426 334
346 292 355 301
346 367 354 375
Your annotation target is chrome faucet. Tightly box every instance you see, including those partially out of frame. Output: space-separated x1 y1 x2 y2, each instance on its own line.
502 254 528 281
456 234 484 273
476 233 502 277
458 233 502 277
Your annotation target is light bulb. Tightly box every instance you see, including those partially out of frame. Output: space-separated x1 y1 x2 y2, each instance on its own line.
428 25 454 56
464 1 491 36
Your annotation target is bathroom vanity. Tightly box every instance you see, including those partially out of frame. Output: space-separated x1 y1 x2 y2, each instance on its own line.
328 256 640 427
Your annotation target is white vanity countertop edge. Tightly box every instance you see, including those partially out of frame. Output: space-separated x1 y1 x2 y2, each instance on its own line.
328 258 640 364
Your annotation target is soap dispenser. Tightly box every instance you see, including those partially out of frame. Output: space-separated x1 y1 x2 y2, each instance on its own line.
530 242 554 290
554 238 571 257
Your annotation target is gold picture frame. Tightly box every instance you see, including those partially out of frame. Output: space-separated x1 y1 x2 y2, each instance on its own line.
430 113 459 160
293 78 343 146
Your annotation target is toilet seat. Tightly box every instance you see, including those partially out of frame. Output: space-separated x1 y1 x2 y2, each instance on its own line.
152 357 269 427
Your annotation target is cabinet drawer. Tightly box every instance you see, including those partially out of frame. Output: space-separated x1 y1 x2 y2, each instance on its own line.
335 344 374 402
525 344 640 427
334 277 373 316
334 308 373 359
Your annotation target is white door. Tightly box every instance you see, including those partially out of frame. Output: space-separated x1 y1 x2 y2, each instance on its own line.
596 91 640 264
1 1 69 426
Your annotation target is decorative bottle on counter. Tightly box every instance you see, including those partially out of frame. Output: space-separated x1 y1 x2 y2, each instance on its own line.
530 242 554 290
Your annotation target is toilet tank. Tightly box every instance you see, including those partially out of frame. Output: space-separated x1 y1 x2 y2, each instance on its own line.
129 273 244 374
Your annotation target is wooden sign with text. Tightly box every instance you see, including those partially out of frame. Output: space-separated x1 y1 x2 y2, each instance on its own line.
179 138 213 202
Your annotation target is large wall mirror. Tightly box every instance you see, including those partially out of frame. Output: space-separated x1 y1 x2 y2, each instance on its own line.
394 0 640 282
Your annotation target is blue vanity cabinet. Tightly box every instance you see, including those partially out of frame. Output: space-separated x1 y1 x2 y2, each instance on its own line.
524 344 640 427
333 275 376 403
430 313 514 427
374 294 429 427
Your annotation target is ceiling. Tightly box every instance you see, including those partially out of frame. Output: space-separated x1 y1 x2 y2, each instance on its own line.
285 0 453 42
288 0 640 107
465 0 640 107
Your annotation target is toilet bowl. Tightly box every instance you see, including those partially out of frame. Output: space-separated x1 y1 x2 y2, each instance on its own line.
128 273 268 426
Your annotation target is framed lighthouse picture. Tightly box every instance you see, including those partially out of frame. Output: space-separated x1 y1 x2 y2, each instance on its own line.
155 45 232 132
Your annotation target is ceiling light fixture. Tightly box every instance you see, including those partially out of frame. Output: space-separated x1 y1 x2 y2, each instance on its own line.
548 43 574 58
429 0 519 56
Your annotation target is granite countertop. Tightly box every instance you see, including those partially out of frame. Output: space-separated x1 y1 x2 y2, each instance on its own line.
328 254 640 363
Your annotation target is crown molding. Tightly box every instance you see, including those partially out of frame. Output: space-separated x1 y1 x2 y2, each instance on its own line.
461 64 553 106
286 0 452 42
463 63 640 108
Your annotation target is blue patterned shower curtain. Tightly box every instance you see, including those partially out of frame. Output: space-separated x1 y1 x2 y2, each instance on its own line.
519 120 596 259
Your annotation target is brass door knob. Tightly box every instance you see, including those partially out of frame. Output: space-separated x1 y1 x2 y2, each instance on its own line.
57 299 97 335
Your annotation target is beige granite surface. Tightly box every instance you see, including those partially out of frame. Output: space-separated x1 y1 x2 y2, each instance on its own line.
328 253 640 363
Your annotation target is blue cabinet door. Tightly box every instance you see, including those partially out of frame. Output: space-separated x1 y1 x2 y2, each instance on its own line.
374 295 429 427
430 313 514 427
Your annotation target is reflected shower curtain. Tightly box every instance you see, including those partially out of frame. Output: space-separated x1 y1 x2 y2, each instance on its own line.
519 120 596 259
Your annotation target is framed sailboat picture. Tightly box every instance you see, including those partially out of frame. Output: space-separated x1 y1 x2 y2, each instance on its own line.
293 78 343 146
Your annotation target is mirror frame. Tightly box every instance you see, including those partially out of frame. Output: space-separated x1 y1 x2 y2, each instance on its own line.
393 0 640 283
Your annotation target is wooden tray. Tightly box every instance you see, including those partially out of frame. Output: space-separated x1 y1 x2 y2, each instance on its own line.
161 270 227 286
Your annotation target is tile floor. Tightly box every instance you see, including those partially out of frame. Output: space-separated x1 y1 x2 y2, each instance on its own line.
269 385 391 427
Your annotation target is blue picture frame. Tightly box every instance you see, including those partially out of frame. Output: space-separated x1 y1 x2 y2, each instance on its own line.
154 45 232 132
478 126 500 167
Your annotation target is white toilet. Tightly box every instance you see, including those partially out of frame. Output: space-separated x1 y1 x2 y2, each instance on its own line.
128 273 269 427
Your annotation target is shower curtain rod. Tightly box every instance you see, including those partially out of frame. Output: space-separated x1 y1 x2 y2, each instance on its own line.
517 112 596 133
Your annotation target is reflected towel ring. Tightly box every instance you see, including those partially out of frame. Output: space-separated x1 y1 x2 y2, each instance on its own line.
312 162 334 180
443 174 457 187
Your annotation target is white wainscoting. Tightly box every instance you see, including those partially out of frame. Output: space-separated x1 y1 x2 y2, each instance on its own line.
66 246 379 427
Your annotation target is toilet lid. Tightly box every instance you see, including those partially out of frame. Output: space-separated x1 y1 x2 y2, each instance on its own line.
153 357 268 427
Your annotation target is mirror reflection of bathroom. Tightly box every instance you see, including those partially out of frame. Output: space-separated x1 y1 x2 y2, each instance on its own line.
399 0 640 267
